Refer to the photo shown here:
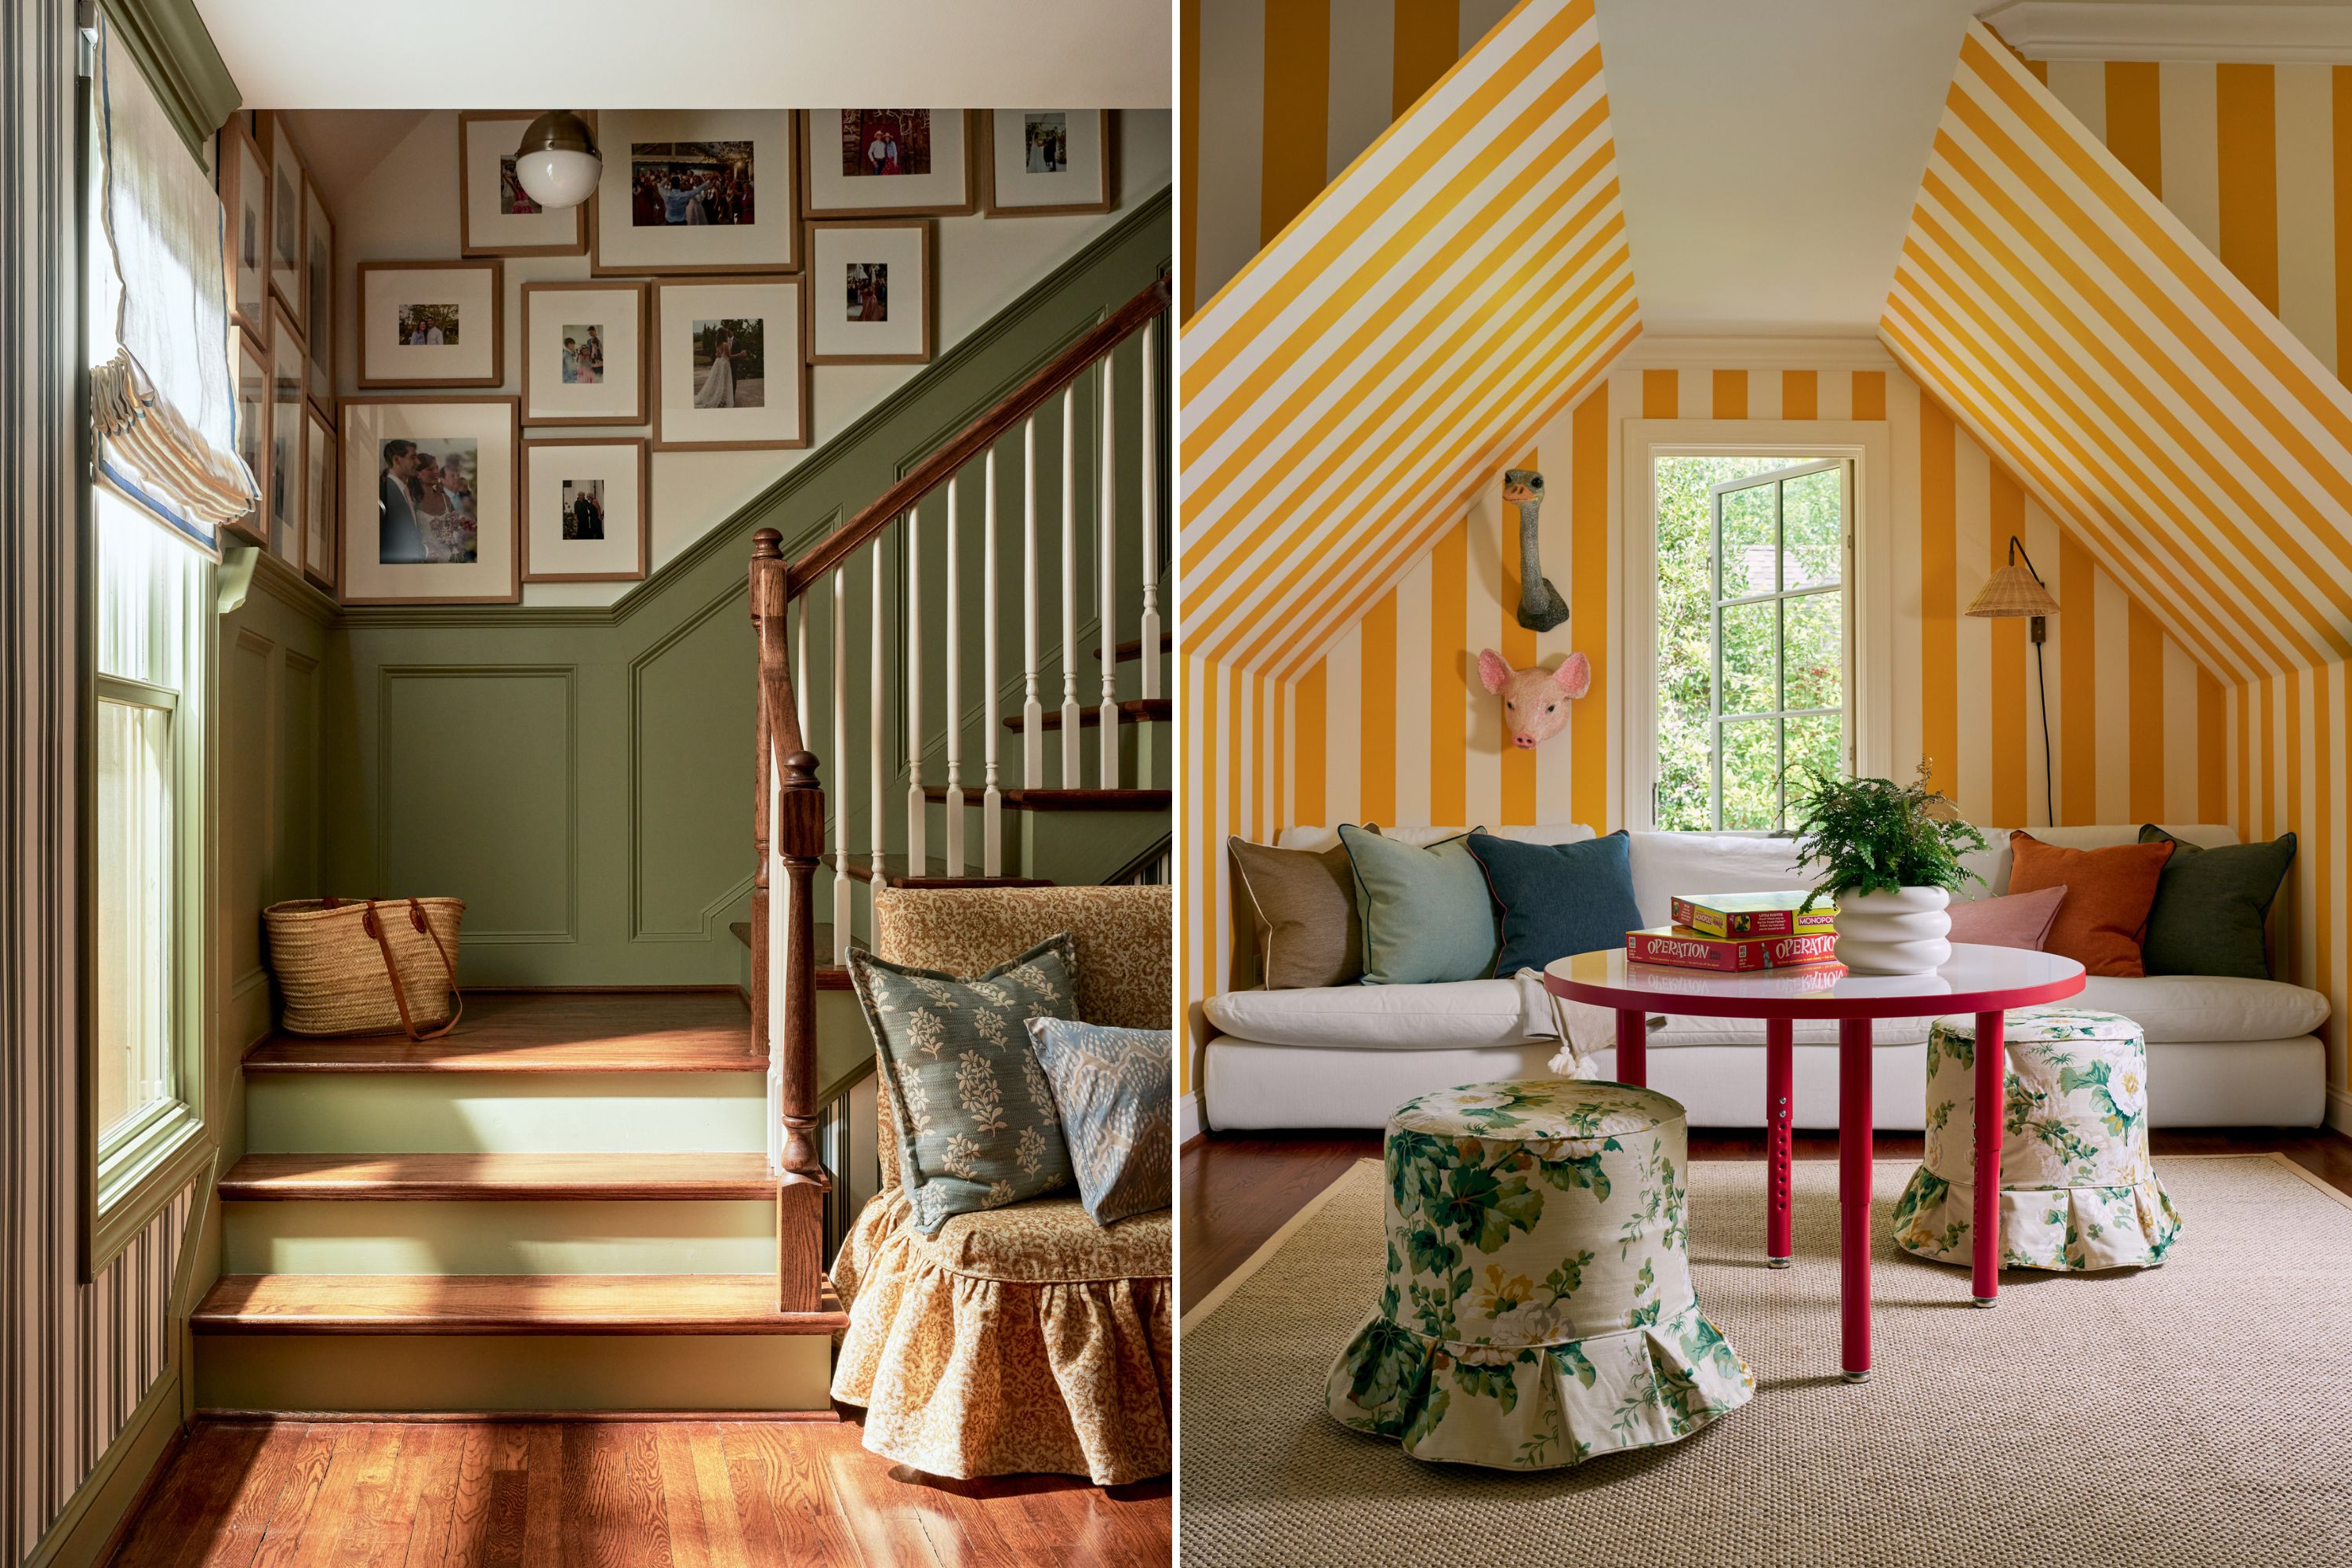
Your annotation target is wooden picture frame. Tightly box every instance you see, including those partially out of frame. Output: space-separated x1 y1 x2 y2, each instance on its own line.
267 303 307 564
227 327 270 548
459 111 591 257
336 395 523 605
521 436 651 583
217 114 270 348
260 113 310 334
981 110 1115 216
302 176 334 412
302 401 338 593
590 111 798 277
521 279 649 426
803 220 934 366
357 260 504 389
652 277 808 452
799 110 976 218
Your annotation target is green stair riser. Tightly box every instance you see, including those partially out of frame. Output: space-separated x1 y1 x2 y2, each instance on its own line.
221 1199 778 1276
244 1073 768 1155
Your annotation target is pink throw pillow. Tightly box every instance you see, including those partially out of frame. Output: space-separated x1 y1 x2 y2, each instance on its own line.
1946 884 2067 951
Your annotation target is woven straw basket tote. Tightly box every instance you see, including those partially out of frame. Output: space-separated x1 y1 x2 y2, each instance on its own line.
263 897 466 1038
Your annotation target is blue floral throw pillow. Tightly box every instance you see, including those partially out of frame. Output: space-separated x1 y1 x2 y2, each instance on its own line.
848 934 1080 1234
1025 1018 1172 1225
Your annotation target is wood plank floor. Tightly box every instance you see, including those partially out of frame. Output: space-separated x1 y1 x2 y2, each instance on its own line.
1181 1123 2352 1313
109 1415 1171 1566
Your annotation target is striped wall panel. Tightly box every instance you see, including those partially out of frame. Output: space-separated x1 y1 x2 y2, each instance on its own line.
1178 0 1643 682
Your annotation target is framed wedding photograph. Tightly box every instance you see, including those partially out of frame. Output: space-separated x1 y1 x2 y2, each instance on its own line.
303 176 334 409
804 220 933 365
260 113 309 332
358 260 503 389
522 436 649 583
459 111 589 257
521 279 648 426
218 114 270 347
337 396 521 605
228 329 270 548
982 110 1114 216
800 110 975 218
268 303 307 564
303 401 338 593
652 278 808 451
590 111 797 276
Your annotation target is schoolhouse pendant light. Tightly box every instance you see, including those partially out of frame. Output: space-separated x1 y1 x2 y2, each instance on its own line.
513 111 601 210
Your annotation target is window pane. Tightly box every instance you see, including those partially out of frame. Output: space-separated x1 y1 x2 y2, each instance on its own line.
96 698 172 1136
1721 601 1776 717
1780 466 1841 590
1719 481 1776 598
1721 717 1780 831
1786 712 1845 819
1783 590 1842 712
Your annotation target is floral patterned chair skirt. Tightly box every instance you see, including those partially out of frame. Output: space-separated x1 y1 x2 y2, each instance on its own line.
1326 1079 1753 1470
1893 1008 2181 1272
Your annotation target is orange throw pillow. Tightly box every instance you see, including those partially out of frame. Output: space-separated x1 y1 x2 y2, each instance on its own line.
2004 831 2174 978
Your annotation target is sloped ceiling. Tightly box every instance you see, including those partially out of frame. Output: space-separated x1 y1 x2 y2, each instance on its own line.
1882 20 2352 683
1179 0 1640 677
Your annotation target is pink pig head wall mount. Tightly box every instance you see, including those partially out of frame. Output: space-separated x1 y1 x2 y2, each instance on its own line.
1477 649 1592 750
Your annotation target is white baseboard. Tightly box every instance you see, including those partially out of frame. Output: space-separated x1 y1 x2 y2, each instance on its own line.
1178 1091 1203 1145
2328 1084 2352 1138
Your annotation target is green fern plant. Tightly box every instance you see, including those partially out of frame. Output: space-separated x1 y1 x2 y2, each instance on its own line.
1791 762 1987 913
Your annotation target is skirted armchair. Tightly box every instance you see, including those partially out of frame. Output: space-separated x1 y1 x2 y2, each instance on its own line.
829 884 1173 1483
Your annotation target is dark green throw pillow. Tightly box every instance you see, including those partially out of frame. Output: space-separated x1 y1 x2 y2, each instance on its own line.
1465 829 1644 975
2136 826 2296 979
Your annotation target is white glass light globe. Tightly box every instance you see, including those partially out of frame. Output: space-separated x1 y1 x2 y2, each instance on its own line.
514 147 601 210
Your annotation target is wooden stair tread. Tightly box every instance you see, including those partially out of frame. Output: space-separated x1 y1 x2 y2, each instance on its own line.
1004 698 1171 731
727 921 852 989
219 1152 775 1201
191 1274 847 1334
920 786 1171 812
244 989 762 1074
822 851 1051 888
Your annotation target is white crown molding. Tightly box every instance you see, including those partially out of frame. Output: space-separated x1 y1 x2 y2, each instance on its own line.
1617 334 1896 370
1987 2 2352 64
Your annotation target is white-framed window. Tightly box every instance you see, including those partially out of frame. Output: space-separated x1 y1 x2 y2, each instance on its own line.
1622 419 1894 834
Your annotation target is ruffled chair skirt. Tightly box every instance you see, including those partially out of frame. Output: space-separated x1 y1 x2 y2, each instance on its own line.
830 1189 1173 1485
1325 1300 1753 1471
1893 1165 2182 1272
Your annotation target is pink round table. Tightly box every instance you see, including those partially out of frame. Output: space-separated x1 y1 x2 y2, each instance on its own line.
1542 942 2086 1382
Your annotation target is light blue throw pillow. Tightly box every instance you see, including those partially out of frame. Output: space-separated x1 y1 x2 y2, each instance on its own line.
1337 823 1501 984
1025 1018 1172 1225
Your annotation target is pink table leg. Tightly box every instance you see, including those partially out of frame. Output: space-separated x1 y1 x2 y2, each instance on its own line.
1615 1007 1647 1087
1973 1008 2006 1306
1765 1017 1794 1268
1837 1015 1873 1382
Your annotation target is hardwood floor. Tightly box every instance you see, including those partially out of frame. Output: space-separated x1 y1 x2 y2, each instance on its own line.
1181 1123 2352 1314
108 1414 1171 1566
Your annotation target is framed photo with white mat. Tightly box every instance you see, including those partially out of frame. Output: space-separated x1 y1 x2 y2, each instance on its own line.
804 220 933 365
218 114 270 347
800 110 975 217
590 111 797 276
303 402 337 593
522 436 648 583
268 303 305 565
652 277 808 451
228 330 269 549
358 260 503 389
459 111 589 257
303 177 334 408
521 279 647 426
982 111 1113 216
337 396 521 605
260 113 309 331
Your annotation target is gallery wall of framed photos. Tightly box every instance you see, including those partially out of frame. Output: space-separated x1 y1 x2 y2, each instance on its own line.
224 104 1165 609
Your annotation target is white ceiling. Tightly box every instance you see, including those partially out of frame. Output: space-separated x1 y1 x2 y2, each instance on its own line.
197 1 1171 110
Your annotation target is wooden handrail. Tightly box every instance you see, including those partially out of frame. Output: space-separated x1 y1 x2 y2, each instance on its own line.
783 275 1171 601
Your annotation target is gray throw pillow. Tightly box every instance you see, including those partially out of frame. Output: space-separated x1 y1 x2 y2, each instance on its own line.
1338 823 1501 984
1025 1018 1172 1225
848 933 1080 1233
2136 826 2296 979
1229 834 1368 988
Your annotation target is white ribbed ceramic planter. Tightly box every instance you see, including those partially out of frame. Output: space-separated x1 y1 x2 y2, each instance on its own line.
1834 887 1951 976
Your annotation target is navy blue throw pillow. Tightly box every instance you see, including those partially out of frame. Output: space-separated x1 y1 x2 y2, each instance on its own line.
1465 830 1645 975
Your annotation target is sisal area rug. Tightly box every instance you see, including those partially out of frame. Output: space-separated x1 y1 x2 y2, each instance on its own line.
1180 1154 2352 1567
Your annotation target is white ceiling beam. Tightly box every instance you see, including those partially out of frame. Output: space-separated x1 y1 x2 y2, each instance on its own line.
1987 2 2352 64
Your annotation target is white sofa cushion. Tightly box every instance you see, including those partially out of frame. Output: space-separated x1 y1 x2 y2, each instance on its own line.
2072 974 2328 1043
1624 831 1815 927
1202 973 1558 1051
1276 822 1596 853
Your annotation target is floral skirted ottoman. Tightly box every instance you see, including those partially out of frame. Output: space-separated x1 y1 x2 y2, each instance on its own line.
1893 1008 2182 1272
1326 1080 1753 1470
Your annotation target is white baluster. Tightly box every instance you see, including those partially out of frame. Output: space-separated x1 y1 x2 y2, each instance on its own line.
904 503 925 874
829 566 850 964
983 446 1003 877
1060 385 1081 784
1022 416 1043 789
1098 352 1119 786
869 535 885 888
944 472 965 875
1140 318 1161 702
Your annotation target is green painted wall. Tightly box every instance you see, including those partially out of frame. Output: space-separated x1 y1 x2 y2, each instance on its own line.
323 193 1171 985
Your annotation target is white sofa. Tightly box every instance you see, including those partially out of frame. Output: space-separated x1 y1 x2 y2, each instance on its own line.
1200 822 2329 1131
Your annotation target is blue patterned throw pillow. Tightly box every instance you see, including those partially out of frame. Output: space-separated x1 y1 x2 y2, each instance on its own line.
848 933 1080 1234
1024 1018 1172 1225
